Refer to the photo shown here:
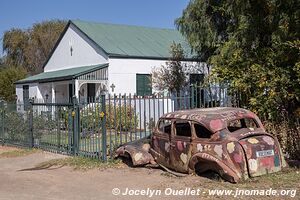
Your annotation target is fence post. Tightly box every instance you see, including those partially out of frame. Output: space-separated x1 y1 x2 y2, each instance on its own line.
72 96 80 155
101 94 107 161
0 101 4 145
28 99 34 148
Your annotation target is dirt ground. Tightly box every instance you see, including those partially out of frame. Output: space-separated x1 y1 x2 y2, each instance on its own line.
0 146 299 200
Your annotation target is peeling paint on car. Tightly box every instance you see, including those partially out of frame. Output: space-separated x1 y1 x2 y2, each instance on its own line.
180 153 188 164
177 141 184 151
134 152 143 161
249 159 258 171
248 138 259 144
214 145 223 158
227 142 235 153
197 144 203 152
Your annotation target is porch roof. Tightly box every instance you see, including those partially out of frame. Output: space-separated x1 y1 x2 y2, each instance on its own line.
15 63 108 84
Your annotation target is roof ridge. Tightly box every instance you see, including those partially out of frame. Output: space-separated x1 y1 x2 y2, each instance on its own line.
71 19 178 32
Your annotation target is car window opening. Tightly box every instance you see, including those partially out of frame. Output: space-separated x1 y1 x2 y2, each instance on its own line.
158 119 172 134
227 118 259 132
194 124 212 138
175 122 191 137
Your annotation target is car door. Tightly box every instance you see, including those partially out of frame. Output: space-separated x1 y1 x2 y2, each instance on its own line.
169 120 192 173
151 118 172 167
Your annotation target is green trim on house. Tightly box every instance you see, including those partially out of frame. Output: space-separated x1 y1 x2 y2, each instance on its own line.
16 63 108 84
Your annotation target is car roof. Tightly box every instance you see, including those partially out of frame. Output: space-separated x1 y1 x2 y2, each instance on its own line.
161 107 258 132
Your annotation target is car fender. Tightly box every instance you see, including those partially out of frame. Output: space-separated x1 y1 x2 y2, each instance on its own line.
189 152 241 183
116 142 155 166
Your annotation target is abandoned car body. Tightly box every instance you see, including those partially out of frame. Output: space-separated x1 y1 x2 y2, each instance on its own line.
116 107 287 183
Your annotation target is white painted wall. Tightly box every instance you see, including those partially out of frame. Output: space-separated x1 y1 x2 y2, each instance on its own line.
16 83 42 103
29 83 42 99
108 58 202 94
44 24 108 72
16 85 23 102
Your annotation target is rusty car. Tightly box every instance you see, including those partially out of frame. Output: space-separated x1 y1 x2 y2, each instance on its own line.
115 107 287 183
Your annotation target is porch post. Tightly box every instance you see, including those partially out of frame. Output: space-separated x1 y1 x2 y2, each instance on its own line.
51 82 55 103
72 79 79 101
75 79 79 99
51 82 55 118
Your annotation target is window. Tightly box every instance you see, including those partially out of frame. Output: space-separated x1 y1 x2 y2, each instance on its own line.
189 73 204 86
158 119 172 134
136 74 152 96
175 121 191 137
228 118 259 132
244 118 259 129
194 124 212 139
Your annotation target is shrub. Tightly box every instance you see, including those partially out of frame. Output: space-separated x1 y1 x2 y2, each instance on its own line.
80 104 138 133
106 104 138 132
264 119 300 160
3 111 28 142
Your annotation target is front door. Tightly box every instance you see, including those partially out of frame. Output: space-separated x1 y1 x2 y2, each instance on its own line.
87 83 95 102
170 120 192 173
23 85 29 110
68 84 73 103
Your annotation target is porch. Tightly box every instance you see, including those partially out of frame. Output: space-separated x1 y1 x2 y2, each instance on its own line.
16 63 109 107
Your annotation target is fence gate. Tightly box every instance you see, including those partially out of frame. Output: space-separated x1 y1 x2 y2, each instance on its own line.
31 95 107 160
31 101 75 155
77 95 107 160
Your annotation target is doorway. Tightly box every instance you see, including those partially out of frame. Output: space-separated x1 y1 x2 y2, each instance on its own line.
87 83 95 102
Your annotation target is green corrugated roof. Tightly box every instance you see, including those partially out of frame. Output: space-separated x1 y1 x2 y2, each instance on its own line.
71 20 195 59
16 63 108 84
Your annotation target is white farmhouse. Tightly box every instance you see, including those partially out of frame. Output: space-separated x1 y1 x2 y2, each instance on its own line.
15 20 199 105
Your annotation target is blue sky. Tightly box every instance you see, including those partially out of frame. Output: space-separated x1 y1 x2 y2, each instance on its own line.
1 0 190 56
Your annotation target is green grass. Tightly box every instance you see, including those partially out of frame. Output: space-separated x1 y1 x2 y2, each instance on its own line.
38 130 148 153
0 148 40 158
32 156 124 170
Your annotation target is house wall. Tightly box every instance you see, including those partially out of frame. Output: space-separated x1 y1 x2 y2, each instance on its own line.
44 24 108 72
16 85 23 102
108 58 202 94
16 83 42 103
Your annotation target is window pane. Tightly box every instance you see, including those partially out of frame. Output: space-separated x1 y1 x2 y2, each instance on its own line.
136 74 152 96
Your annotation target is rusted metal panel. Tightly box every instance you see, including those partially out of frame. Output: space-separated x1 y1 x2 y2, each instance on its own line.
115 107 287 183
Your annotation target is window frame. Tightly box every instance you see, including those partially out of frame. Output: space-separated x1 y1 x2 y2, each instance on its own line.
136 73 152 96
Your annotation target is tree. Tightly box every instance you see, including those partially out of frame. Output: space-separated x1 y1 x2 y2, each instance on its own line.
151 42 188 93
3 20 66 75
176 0 300 120
0 66 27 102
